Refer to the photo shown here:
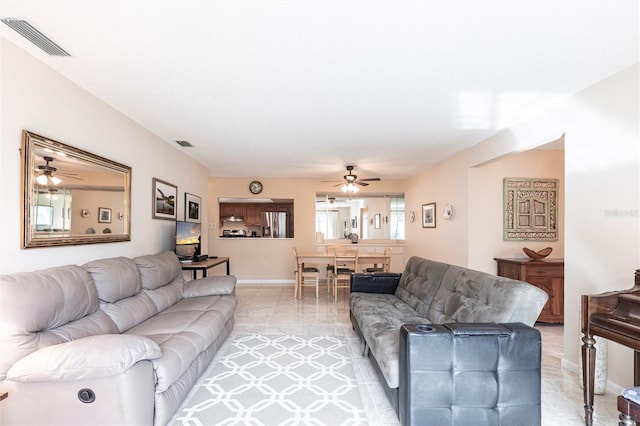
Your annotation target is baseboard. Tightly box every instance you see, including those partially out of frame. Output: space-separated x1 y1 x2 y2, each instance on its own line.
237 279 296 285
236 278 333 285
561 358 624 395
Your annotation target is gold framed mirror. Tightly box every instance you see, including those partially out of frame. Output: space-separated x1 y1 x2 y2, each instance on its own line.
21 130 132 248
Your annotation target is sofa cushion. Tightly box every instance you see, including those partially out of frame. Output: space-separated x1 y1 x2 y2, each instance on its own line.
126 294 238 392
427 265 548 326
135 251 183 290
84 257 142 303
394 256 450 317
84 257 159 333
0 265 118 380
350 292 429 388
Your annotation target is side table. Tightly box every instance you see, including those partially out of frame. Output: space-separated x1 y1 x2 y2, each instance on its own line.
181 257 230 279
618 395 640 426
494 257 564 323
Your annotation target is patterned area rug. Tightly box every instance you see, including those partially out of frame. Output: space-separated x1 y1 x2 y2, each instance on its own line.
171 335 367 426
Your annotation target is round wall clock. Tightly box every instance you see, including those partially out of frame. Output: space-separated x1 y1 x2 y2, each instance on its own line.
249 180 263 194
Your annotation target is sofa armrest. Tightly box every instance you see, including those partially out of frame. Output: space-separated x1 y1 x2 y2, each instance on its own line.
7 334 161 383
350 272 401 294
184 275 236 297
399 322 541 426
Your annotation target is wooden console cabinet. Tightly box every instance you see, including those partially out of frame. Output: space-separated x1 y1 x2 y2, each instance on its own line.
494 257 564 323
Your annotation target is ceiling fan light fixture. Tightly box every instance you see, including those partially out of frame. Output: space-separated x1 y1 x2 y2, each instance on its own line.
342 182 359 193
36 174 62 185
36 174 48 185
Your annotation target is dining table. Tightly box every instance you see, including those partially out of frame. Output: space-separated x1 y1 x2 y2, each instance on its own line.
293 251 391 299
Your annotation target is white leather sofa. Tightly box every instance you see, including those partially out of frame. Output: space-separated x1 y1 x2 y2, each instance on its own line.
0 250 237 426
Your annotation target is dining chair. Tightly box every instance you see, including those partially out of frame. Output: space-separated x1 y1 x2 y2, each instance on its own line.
332 247 358 301
292 247 320 298
363 247 392 273
324 245 343 289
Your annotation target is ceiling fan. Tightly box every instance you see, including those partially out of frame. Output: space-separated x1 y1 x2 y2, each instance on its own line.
322 165 381 193
35 156 81 185
316 196 347 204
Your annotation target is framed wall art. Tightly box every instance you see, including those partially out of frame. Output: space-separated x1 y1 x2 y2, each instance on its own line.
98 207 111 223
152 178 177 221
185 193 201 223
374 214 381 229
503 177 558 241
422 203 436 228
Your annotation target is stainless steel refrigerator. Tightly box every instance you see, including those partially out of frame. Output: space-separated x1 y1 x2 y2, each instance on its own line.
261 212 287 238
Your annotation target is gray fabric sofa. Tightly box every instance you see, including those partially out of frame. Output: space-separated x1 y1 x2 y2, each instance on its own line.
0 250 237 426
350 256 548 425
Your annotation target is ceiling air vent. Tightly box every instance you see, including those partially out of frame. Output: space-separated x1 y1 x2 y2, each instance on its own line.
1 18 71 56
175 140 193 147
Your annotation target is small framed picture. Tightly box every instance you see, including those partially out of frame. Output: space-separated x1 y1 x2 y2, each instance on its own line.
152 178 177 221
98 207 112 223
185 193 201 223
374 213 381 229
422 203 436 228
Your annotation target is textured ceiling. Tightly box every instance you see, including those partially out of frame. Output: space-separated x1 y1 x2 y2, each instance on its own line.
1 0 638 180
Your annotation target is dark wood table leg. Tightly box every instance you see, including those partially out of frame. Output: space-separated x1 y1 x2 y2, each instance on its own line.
226 259 230 275
618 395 640 426
635 351 640 386
582 334 596 426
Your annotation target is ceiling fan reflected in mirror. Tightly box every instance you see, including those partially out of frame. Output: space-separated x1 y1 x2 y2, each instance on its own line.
35 156 81 185
322 165 381 194
316 196 348 205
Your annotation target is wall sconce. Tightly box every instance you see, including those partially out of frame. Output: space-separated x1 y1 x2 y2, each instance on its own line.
443 204 454 220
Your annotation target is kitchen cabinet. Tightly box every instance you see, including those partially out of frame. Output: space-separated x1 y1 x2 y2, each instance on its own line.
220 204 244 218
219 202 294 231
494 257 564 323
244 204 261 226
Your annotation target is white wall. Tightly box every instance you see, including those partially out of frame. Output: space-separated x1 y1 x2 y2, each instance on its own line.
405 64 639 390
562 65 639 389
0 38 210 273
404 149 470 266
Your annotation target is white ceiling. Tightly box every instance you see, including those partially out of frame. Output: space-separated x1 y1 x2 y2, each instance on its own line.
1 1 638 181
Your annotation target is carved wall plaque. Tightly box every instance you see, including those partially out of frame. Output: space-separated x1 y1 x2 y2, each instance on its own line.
504 178 558 241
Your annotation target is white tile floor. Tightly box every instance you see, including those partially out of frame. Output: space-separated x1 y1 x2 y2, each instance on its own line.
232 284 621 425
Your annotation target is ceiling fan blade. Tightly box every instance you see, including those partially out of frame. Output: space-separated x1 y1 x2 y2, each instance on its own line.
60 175 83 181
359 177 381 182
321 179 343 183
355 181 369 187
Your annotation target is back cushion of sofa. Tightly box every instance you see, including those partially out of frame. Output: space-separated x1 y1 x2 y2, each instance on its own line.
427 265 546 325
135 251 183 289
394 256 450 317
0 265 118 380
84 257 158 332
134 251 184 311
84 257 142 302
